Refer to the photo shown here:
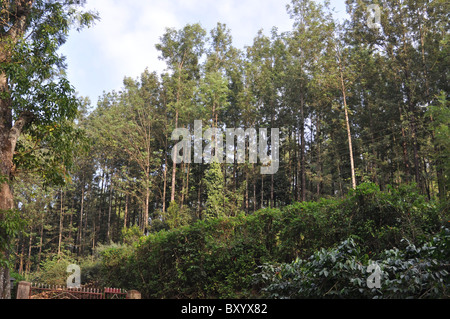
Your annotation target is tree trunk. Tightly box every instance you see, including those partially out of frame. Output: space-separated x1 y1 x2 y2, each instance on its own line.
162 143 168 213
261 175 264 208
170 110 179 203
316 116 322 197
144 181 150 229
26 229 33 274
57 190 64 258
107 176 113 241
339 63 356 190
38 219 44 270
0 72 15 299
77 183 85 255
0 0 34 298
124 193 129 228
185 162 190 209
253 182 256 212
300 90 306 201
180 162 186 209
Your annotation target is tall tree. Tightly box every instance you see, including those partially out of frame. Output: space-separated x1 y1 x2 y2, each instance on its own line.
90 71 162 230
286 0 338 196
0 0 97 298
156 23 206 205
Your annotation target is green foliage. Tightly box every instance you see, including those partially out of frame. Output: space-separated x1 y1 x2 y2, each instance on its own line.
3 2 99 186
87 183 446 298
164 201 192 229
203 161 227 219
257 228 450 299
121 226 142 246
427 91 450 197
95 243 136 289
0 209 27 268
30 252 78 286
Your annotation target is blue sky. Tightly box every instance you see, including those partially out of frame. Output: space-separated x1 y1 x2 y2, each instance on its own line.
59 0 348 105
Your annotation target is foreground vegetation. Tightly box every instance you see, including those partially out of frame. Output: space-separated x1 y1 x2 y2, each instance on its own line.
23 183 449 299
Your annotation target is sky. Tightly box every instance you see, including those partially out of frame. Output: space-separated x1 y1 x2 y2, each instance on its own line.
59 0 348 105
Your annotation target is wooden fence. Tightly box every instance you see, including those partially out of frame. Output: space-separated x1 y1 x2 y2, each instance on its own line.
16 281 141 299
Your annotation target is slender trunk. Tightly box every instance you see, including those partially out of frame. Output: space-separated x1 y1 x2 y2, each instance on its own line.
245 165 249 213
68 197 74 246
81 182 91 256
253 182 256 212
124 193 129 228
185 162 190 208
92 217 96 253
300 90 306 201
38 220 44 270
404 69 421 187
18 238 24 275
144 186 150 229
77 183 84 255
162 143 168 213
181 162 186 209
261 175 264 208
289 131 295 201
57 190 64 258
197 174 202 219
339 62 356 190
399 106 410 180
296 131 300 201
107 176 113 242
337 162 344 196
171 110 179 203
316 116 322 197
26 229 33 274
410 114 421 187
423 157 431 200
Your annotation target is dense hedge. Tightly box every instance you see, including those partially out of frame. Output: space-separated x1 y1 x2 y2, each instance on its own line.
96 183 448 298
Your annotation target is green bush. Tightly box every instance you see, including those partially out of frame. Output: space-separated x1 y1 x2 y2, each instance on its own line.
89 183 446 298
96 242 136 289
256 228 450 299
130 213 282 298
30 253 78 286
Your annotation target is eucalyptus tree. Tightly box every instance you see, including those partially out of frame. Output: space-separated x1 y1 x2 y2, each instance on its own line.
89 71 163 231
156 23 207 206
344 0 449 196
224 48 257 212
201 22 233 139
285 0 338 197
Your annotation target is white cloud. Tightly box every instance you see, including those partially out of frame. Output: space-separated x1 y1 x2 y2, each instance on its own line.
60 0 346 103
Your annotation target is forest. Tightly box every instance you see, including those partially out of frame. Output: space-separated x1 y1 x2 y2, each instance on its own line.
0 0 448 299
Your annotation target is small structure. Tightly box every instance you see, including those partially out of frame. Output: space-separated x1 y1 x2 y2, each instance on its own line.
16 281 31 299
16 281 141 299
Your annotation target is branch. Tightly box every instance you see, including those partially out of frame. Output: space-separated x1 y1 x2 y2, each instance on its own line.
8 110 35 153
6 0 34 39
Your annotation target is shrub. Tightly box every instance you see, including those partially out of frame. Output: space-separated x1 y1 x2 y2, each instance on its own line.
30 252 78 286
90 183 446 298
256 228 450 299
96 242 136 289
